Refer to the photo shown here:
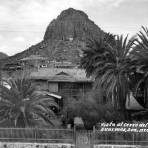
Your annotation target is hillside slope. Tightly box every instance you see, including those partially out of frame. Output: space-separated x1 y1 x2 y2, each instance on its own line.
3 8 104 65
0 52 8 59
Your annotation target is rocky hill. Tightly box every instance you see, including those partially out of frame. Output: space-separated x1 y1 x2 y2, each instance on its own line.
0 52 8 59
44 8 103 41
2 8 104 65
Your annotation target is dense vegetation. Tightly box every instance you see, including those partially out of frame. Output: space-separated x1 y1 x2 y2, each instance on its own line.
0 78 58 127
81 26 148 121
61 90 124 129
1 26 148 129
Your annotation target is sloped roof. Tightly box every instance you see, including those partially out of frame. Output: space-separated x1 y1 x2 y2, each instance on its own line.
50 72 76 82
30 68 93 82
74 117 84 125
126 92 145 110
35 90 62 99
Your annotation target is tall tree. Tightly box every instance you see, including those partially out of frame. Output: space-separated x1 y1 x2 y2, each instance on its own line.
0 78 58 127
81 33 136 118
132 26 148 65
131 26 148 107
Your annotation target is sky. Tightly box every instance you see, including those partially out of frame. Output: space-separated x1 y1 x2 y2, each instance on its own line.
0 0 148 56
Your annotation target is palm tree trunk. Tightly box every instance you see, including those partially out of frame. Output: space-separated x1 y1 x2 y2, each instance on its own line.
145 79 148 108
119 86 128 120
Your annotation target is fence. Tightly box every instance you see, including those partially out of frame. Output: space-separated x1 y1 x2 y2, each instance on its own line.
94 127 148 146
0 127 148 147
0 128 74 143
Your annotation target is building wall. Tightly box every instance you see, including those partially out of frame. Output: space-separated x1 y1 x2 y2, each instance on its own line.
32 80 92 96
58 82 92 98
32 80 48 90
48 82 59 92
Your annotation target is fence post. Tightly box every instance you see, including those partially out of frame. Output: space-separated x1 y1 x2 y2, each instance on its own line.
10 128 13 140
74 125 77 148
132 132 135 145
34 127 37 142
93 126 96 148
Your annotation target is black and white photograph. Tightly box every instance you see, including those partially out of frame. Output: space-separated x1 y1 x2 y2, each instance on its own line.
0 0 148 147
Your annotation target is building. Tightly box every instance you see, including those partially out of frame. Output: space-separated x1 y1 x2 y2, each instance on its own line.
2 54 146 113
30 68 93 107
2 62 23 71
20 54 49 70
30 68 93 96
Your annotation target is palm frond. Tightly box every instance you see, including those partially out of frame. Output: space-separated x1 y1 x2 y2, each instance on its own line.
0 77 58 127
81 34 136 112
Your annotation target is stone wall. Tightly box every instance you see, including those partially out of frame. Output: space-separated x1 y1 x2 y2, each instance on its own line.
94 145 138 148
0 142 74 148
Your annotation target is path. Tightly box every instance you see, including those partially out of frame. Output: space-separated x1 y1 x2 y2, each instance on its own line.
76 130 92 148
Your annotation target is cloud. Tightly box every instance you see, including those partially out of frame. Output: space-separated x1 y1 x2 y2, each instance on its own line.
0 45 11 55
0 0 147 55
0 35 4 41
13 36 25 42
0 0 126 34
109 0 125 7
0 0 125 24
75 0 125 9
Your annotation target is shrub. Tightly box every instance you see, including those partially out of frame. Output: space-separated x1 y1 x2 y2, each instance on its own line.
61 89 123 129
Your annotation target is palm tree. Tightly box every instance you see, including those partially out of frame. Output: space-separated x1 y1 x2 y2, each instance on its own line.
81 33 136 118
131 26 148 107
0 78 58 127
132 26 148 64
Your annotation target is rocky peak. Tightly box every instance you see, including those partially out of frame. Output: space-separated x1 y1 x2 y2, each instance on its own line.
44 8 102 41
2 8 105 66
57 8 88 20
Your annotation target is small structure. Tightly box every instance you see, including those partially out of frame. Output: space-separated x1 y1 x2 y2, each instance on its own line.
74 117 84 129
126 92 145 110
3 62 23 71
48 61 77 68
20 55 48 70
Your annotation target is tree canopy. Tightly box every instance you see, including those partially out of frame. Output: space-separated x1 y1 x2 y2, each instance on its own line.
0 78 58 127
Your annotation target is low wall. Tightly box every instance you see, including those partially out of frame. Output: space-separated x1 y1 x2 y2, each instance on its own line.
94 145 140 148
0 142 74 148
